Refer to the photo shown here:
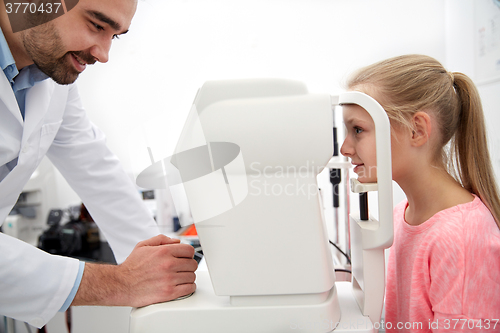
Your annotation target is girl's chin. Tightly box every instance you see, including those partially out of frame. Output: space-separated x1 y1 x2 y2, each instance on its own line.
356 176 378 184
354 166 377 183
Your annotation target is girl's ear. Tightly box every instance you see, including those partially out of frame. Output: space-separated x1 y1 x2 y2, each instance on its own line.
410 112 432 147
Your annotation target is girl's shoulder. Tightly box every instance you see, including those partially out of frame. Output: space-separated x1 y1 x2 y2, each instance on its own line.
458 196 500 253
393 196 500 246
453 195 499 235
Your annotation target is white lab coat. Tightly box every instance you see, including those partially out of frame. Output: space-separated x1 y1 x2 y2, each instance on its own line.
0 72 160 327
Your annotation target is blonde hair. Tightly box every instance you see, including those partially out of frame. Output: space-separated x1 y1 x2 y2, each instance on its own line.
346 54 500 228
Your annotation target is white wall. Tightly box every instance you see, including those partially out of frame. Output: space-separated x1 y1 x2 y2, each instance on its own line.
71 0 500 202
56 2 500 211
57 0 448 220
75 0 446 181
446 0 500 183
48 0 451 235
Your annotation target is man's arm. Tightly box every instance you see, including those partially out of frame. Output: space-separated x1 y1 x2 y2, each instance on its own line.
72 235 198 307
45 84 199 306
46 84 160 263
0 232 80 328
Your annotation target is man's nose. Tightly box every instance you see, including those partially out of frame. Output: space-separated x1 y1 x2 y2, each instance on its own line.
89 38 112 63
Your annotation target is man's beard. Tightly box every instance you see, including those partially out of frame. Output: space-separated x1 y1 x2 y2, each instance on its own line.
21 22 95 85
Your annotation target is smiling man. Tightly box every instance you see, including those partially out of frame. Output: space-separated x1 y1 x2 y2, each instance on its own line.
0 0 197 328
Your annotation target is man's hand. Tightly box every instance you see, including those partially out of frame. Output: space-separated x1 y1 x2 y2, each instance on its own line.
72 234 198 307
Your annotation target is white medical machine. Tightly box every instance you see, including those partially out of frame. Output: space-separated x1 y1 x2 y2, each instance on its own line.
132 79 393 333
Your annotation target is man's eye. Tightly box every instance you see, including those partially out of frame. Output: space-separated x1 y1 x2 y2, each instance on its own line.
92 22 104 31
112 34 120 40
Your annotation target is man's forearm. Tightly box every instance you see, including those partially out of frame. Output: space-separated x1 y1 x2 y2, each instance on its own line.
72 263 130 306
70 235 198 308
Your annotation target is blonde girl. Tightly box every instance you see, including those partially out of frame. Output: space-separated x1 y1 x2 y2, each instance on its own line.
340 54 500 332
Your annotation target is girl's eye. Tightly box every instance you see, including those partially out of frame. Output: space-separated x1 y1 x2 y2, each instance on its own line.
112 34 120 40
354 126 364 135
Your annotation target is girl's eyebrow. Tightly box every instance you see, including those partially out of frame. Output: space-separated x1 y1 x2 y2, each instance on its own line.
344 115 369 126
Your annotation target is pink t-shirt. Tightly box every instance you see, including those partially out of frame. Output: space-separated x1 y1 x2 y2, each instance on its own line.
385 196 500 332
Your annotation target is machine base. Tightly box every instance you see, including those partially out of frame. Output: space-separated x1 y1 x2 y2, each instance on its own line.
130 272 374 333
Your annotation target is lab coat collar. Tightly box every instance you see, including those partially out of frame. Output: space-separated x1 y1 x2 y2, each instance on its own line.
0 67 23 126
22 79 55 143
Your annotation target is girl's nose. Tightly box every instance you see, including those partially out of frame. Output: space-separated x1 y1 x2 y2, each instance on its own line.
340 138 354 157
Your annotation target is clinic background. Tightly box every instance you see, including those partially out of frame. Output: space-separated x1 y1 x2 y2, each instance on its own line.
53 0 500 217
3 1 498 332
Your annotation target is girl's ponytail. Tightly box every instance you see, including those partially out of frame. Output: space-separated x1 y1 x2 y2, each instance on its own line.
452 73 500 228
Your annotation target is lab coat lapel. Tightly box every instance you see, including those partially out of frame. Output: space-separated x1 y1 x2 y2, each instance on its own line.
0 70 23 169
0 69 23 126
22 79 55 144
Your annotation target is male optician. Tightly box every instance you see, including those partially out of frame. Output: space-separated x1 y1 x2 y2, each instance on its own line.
0 0 197 328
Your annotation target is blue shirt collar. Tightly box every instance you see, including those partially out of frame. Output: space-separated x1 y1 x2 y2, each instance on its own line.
0 27 49 120
0 27 19 85
0 27 49 89
13 64 49 93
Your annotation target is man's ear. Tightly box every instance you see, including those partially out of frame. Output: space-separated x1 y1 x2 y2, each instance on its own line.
410 112 432 147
